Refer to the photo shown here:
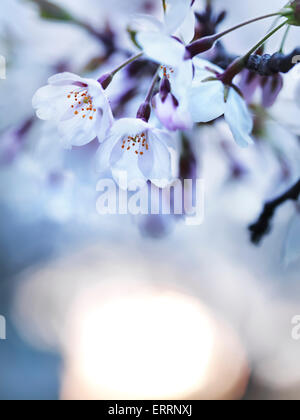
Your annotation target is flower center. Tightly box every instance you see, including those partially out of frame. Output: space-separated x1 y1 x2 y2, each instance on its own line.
121 132 149 156
160 65 175 80
67 89 97 120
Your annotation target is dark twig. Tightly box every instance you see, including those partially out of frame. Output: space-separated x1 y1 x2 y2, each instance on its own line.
212 45 300 74
249 179 300 245
246 48 300 76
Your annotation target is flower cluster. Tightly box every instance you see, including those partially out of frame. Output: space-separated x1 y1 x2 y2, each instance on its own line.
32 0 299 193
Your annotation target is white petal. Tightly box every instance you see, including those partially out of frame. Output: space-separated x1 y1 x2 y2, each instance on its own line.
136 31 186 66
58 113 97 147
224 88 254 148
164 0 191 36
130 14 164 33
177 6 196 44
147 131 173 186
110 118 149 139
49 73 101 93
95 104 114 143
48 72 82 86
86 80 106 105
172 106 193 131
32 84 72 121
138 143 154 178
96 118 149 173
193 57 223 81
172 59 194 96
152 128 176 148
96 133 121 172
188 80 225 123
111 148 146 190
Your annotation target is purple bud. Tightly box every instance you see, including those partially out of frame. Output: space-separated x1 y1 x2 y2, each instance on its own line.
216 11 227 25
98 73 113 90
136 102 151 122
238 70 260 104
261 73 283 108
159 77 171 102
185 36 216 59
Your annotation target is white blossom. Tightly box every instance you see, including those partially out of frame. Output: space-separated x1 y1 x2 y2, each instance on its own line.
96 118 174 189
188 58 254 148
32 72 114 149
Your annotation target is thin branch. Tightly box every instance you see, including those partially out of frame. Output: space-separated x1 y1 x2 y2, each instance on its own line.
145 73 160 104
249 179 300 245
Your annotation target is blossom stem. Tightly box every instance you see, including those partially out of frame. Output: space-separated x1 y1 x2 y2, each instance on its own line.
98 52 144 89
279 25 291 52
136 69 160 122
214 13 281 40
110 53 143 76
186 13 282 58
243 20 288 60
220 21 288 84
145 69 160 103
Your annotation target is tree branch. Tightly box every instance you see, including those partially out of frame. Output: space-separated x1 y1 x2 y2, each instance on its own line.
249 179 300 245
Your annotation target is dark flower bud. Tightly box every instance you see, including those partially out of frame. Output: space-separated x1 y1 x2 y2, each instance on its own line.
159 77 171 102
261 73 283 108
216 11 227 26
245 49 300 76
246 55 261 72
98 73 113 90
257 55 273 76
185 36 216 59
136 102 151 122
268 52 284 73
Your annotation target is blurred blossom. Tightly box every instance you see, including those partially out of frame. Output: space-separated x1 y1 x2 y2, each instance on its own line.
238 71 284 108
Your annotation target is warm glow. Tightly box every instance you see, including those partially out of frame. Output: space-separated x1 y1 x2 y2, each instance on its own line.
63 289 214 400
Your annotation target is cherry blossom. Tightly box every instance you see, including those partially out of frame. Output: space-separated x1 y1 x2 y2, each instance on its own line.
188 58 254 148
33 72 114 149
96 118 174 189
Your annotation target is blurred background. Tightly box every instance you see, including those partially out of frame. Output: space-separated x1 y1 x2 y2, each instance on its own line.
1 0 300 400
